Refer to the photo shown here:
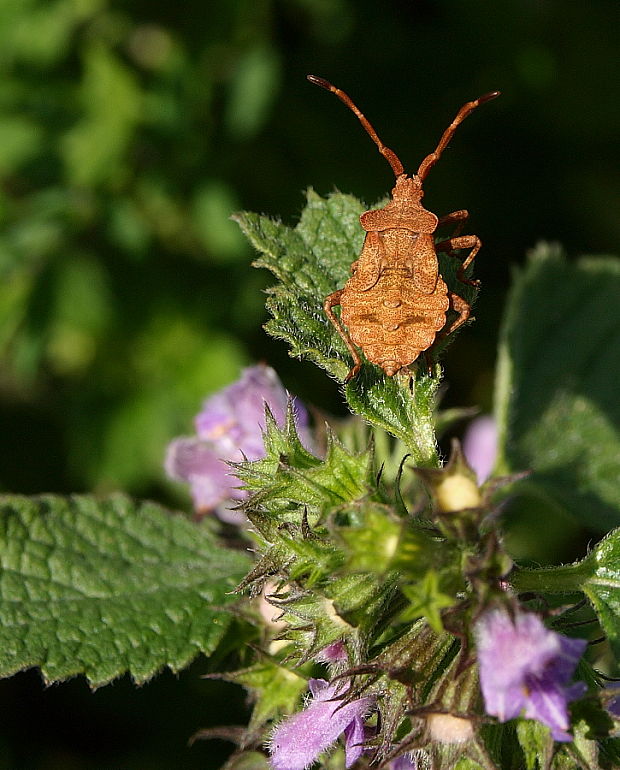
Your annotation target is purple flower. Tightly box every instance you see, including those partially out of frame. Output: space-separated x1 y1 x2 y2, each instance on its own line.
269 678 373 770
604 683 620 718
165 365 311 520
462 415 497 484
314 641 348 666
474 608 587 741
389 755 418 770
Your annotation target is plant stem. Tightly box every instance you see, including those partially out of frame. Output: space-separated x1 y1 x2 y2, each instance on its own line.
508 556 593 595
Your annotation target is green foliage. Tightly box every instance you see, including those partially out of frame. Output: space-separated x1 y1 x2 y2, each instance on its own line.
495 243 620 532
400 570 455 633
235 406 375 523
0 494 250 686
0 0 285 494
234 190 365 381
510 526 620 663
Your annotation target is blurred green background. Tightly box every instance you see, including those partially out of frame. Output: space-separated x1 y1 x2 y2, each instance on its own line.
0 0 617 766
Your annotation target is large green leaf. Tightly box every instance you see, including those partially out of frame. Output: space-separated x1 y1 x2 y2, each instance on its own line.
494 244 620 531
0 494 251 687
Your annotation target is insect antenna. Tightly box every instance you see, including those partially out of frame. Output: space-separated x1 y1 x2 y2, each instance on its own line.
307 75 405 178
417 91 500 181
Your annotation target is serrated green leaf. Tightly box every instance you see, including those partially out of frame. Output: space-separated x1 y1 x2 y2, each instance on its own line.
495 243 620 531
345 364 440 465
233 190 364 380
0 494 251 686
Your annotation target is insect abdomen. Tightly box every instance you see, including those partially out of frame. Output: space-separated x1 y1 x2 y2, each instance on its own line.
340 271 449 372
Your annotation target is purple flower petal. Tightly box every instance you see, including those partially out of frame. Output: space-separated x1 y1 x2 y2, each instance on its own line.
269 678 373 770
474 608 586 741
165 364 312 520
314 641 348 665
524 676 574 741
165 438 236 511
343 715 365 768
462 415 497 483
605 683 620 718
389 755 418 770
195 365 310 462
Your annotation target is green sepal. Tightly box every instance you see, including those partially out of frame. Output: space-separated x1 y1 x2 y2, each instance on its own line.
335 502 447 577
438 742 497 770
218 658 308 737
250 430 374 514
236 527 345 595
277 531 345 588
400 570 457 633
325 571 401 635
273 572 400 663
272 591 358 663
551 718 602 770
233 404 321 494
359 624 458 763
238 412 375 522
516 719 555 770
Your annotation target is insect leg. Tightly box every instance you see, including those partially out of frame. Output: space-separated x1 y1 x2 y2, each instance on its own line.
324 290 362 381
435 234 481 287
437 209 469 238
441 291 472 337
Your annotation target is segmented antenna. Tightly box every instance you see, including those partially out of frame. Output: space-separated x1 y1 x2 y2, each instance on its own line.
307 75 405 178
417 91 500 181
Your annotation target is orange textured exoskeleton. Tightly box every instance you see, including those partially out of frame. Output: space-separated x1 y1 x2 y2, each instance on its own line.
307 75 499 381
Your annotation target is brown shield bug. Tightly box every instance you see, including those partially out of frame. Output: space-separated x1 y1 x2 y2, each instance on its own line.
307 75 500 381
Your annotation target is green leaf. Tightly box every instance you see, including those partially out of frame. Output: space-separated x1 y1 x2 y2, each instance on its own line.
344 364 440 464
495 243 620 531
234 189 364 381
0 494 251 687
